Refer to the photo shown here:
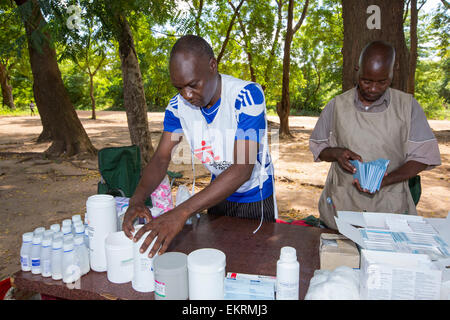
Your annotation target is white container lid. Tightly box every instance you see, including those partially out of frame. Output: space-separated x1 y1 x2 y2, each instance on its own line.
32 235 42 244
50 224 60 232
153 252 187 275
23 232 33 242
187 248 226 274
42 238 52 247
52 238 63 249
280 246 297 262
86 194 115 207
105 231 133 249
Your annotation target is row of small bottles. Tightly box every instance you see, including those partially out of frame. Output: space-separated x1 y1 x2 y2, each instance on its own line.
20 214 90 284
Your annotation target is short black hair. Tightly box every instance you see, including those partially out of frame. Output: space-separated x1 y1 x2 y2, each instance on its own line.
359 41 396 79
170 35 215 61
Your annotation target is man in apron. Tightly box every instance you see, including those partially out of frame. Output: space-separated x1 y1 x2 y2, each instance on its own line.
309 41 441 230
123 35 277 257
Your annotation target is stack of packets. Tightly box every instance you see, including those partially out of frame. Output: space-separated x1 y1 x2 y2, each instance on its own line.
224 272 276 300
349 158 390 193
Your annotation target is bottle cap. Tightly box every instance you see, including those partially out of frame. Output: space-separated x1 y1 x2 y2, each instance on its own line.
43 230 54 239
75 224 84 234
74 235 84 245
22 232 33 242
50 224 60 233
53 231 63 240
52 238 63 249
63 240 74 251
32 235 42 244
62 225 71 235
42 238 52 247
34 227 45 235
72 215 81 223
280 246 297 262
62 219 72 227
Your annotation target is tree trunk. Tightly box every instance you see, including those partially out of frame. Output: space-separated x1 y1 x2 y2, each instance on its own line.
15 0 96 156
115 13 154 167
0 61 15 110
263 0 283 90
407 0 418 95
278 0 309 138
216 0 246 65
89 73 96 120
342 0 409 92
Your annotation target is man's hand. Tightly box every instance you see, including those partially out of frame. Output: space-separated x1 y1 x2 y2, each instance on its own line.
132 208 188 258
122 203 152 240
321 147 362 173
352 172 388 194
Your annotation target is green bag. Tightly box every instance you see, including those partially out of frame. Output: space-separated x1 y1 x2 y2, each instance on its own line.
408 175 421 206
97 145 148 204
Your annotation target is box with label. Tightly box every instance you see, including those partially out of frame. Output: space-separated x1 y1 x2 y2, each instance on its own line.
360 249 442 300
319 233 360 270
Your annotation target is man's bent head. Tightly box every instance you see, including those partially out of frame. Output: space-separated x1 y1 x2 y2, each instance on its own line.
357 41 395 104
169 35 220 108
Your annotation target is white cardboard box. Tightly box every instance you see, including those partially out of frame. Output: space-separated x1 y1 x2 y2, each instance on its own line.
360 249 442 300
334 211 450 268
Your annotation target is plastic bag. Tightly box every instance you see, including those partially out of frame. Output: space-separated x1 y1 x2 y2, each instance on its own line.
150 175 174 213
175 185 191 206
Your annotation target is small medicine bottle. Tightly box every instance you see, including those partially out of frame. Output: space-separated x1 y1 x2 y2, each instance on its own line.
20 232 34 272
276 246 299 300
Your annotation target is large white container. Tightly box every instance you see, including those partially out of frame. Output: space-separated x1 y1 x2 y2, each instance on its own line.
153 252 188 300
132 226 157 293
105 231 134 284
187 248 226 300
86 194 117 272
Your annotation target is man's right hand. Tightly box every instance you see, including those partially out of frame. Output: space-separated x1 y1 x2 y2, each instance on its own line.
319 147 362 173
122 203 152 240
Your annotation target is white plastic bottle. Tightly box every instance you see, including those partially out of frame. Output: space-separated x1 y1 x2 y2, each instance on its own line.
276 246 300 300
40 237 52 277
62 240 81 284
43 229 54 240
33 227 45 237
30 234 43 275
83 213 89 250
50 224 60 233
20 232 34 272
62 224 72 236
51 238 63 280
74 235 90 275
74 223 84 238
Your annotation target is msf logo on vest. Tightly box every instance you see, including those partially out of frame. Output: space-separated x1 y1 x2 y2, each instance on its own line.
194 140 220 164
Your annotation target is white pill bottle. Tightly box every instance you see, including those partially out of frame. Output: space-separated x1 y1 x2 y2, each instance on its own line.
276 246 300 300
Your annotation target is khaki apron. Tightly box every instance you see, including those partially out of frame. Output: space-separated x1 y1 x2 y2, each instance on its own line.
318 87 417 230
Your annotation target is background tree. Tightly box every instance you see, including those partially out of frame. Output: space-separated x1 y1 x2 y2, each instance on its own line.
342 0 409 92
13 0 96 156
278 0 309 138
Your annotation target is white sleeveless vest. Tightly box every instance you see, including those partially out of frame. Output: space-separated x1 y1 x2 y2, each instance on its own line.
175 73 275 199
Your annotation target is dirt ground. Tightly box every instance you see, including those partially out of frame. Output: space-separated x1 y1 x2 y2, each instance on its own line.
0 111 449 282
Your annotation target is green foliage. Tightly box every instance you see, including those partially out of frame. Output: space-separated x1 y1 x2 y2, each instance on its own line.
1 0 448 120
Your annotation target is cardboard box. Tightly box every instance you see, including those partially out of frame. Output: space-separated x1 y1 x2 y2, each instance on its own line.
319 233 360 270
360 249 442 300
334 211 450 268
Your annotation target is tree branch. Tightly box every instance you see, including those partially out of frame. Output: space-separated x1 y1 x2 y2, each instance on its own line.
292 0 310 34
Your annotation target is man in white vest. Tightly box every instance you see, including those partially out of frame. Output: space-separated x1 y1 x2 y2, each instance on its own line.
309 41 441 230
123 35 276 257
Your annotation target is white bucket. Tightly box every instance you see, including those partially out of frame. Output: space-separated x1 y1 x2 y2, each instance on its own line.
132 225 158 293
86 194 117 272
187 248 226 300
105 231 134 284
